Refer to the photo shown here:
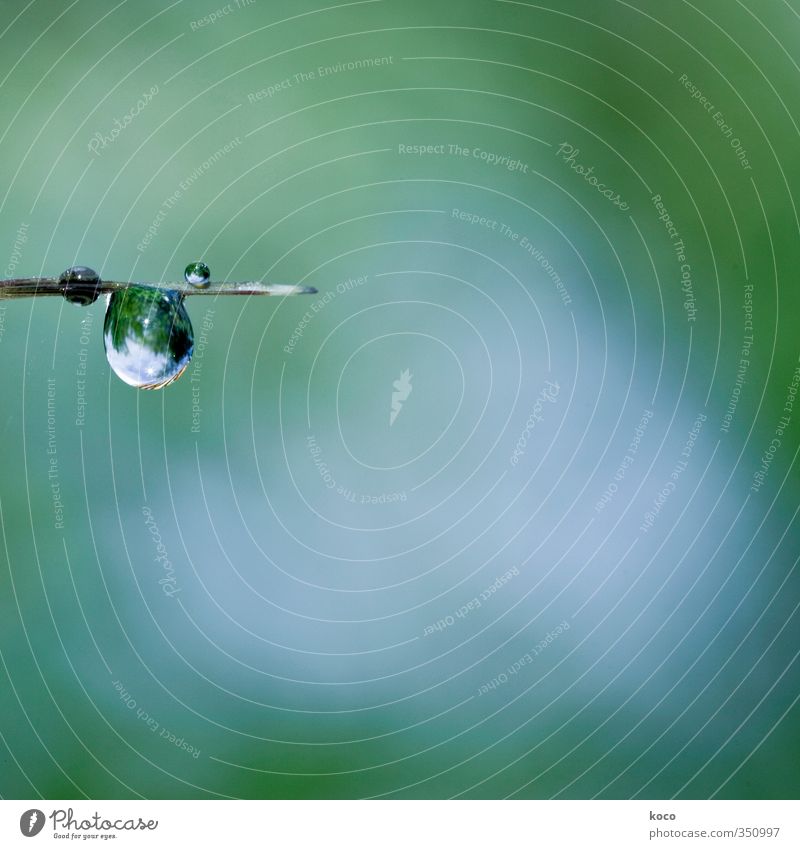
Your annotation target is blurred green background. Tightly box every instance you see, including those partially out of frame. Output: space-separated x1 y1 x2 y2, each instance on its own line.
0 0 798 799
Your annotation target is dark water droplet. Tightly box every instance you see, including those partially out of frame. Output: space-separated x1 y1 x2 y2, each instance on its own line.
60 266 101 305
184 261 210 288
104 286 194 389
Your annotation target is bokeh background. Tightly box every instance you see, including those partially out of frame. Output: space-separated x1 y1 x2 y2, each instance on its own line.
0 0 799 799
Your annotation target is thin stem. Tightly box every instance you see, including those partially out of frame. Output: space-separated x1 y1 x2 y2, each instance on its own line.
0 278 318 299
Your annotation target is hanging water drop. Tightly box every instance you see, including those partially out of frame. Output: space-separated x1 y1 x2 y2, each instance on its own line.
184 261 210 288
103 286 194 389
60 266 101 305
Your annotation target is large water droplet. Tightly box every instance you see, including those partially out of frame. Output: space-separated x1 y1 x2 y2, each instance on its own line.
184 261 210 288
60 266 101 305
103 286 194 389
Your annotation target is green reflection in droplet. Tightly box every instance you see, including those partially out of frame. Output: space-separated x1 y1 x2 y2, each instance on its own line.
184 261 210 288
103 286 194 389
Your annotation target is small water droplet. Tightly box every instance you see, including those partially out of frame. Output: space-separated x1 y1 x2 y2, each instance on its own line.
184 261 210 288
103 286 194 389
60 266 101 305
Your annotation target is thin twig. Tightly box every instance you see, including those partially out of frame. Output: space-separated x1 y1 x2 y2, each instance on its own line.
0 278 318 299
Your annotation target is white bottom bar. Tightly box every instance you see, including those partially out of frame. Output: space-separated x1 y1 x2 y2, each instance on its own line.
2 800 797 847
